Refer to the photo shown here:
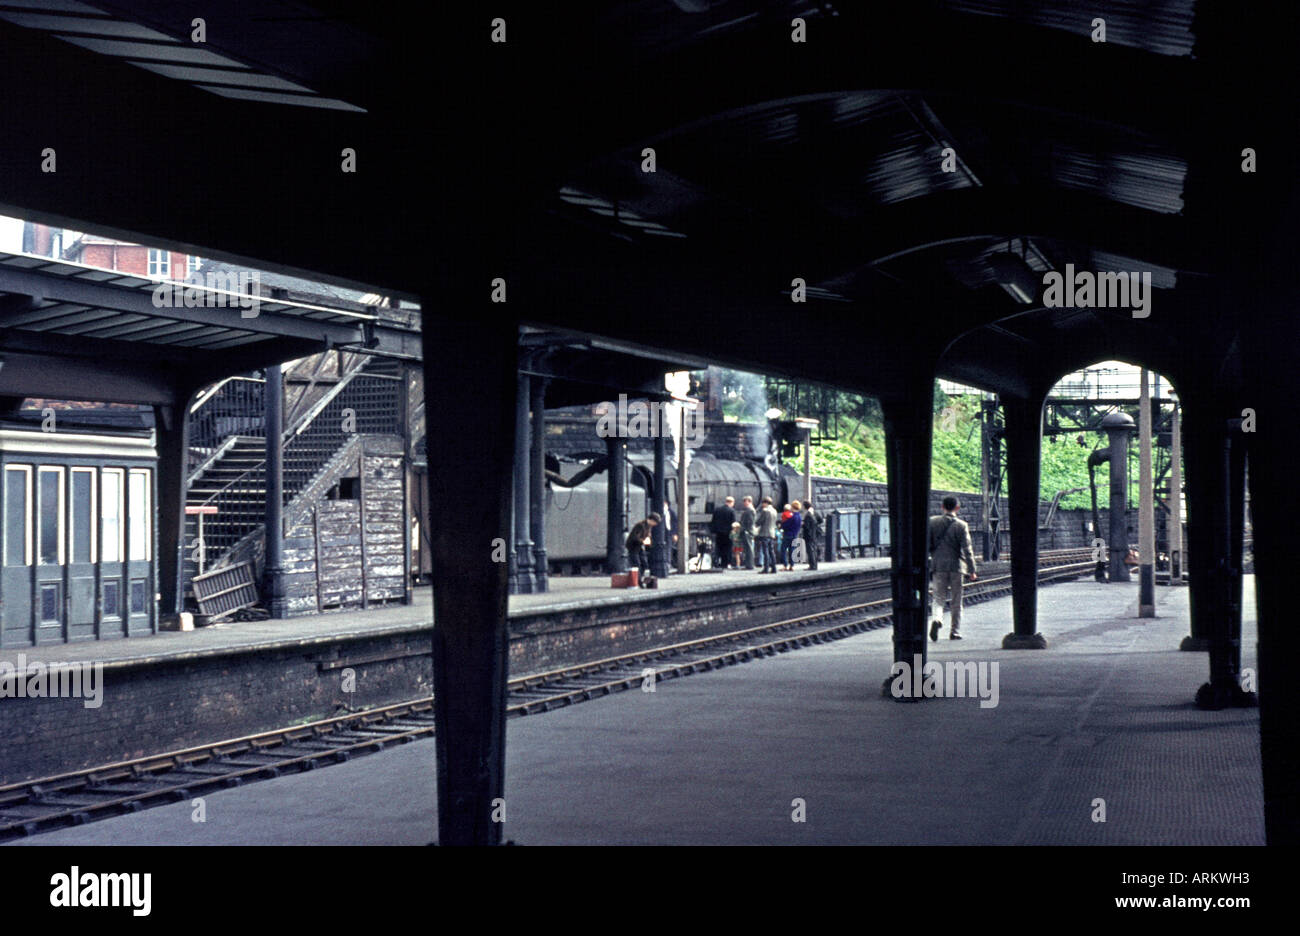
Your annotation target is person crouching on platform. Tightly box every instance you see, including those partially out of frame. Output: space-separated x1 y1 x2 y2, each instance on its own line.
627 512 661 586
928 496 977 640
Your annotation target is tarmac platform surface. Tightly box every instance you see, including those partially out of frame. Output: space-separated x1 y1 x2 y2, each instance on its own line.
12 576 1262 846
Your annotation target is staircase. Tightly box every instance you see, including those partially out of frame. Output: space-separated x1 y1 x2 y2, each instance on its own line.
182 353 407 599
185 436 268 579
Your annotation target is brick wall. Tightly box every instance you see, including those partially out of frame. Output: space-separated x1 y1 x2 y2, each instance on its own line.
0 628 435 786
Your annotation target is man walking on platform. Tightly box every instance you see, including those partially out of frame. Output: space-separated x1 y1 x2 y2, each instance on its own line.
739 495 757 569
711 496 737 569
929 495 977 640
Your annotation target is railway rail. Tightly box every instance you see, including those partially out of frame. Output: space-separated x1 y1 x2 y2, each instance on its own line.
0 549 1094 840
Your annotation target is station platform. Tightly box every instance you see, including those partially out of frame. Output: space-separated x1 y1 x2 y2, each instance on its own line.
509 555 892 614
0 558 895 786
12 576 1262 846
0 557 891 670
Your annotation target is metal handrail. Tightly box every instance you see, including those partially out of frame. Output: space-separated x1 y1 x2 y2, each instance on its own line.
189 375 265 413
283 352 373 443
192 370 399 509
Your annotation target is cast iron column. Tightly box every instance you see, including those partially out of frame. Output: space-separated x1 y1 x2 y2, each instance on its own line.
1180 401 1222 652
1197 427 1249 709
154 396 194 618
605 435 628 573
651 414 669 578
1002 394 1047 649
880 380 932 698
677 404 690 574
529 376 548 593
1101 412 1134 582
263 363 287 618
1169 403 1183 581
1138 370 1157 616
511 373 534 594
428 311 514 846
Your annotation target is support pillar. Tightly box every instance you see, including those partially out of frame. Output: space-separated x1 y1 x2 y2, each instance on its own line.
154 397 193 618
1196 427 1250 709
651 419 669 578
427 312 515 846
1245 375 1294 840
510 374 534 594
1002 394 1047 649
1103 413 1134 582
262 363 287 619
802 425 813 507
1138 369 1156 616
880 381 932 698
529 377 548 594
1180 402 1225 653
605 435 628 574
1169 403 1183 581
677 403 690 575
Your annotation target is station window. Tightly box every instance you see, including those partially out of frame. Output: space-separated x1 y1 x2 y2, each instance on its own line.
187 254 202 275
102 580 120 619
101 469 124 563
4 465 31 567
70 468 96 564
37 466 64 565
147 248 170 277
128 469 151 561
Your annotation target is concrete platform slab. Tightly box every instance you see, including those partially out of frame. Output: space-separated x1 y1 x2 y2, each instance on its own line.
11 577 1261 846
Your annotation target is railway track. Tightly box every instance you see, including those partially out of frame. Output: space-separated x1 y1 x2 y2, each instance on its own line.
0 550 1093 841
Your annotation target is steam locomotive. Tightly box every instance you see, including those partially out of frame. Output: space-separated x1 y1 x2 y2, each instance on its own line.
543 450 809 574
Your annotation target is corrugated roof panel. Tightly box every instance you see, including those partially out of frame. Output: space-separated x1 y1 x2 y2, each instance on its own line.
939 0 1197 57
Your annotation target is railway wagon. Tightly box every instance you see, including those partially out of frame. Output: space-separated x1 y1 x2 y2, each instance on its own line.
0 424 158 647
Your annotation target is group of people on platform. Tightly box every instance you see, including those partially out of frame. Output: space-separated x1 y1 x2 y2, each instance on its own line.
624 495 823 583
626 494 980 641
710 495 821 574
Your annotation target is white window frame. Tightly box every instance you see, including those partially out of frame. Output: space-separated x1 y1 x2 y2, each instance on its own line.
70 467 98 565
5 464 32 566
102 468 125 563
128 468 151 562
147 247 170 278
37 465 65 566
187 254 202 275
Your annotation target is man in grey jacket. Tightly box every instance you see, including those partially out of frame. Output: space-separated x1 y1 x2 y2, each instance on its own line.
755 496 779 573
929 495 977 640
738 495 757 569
